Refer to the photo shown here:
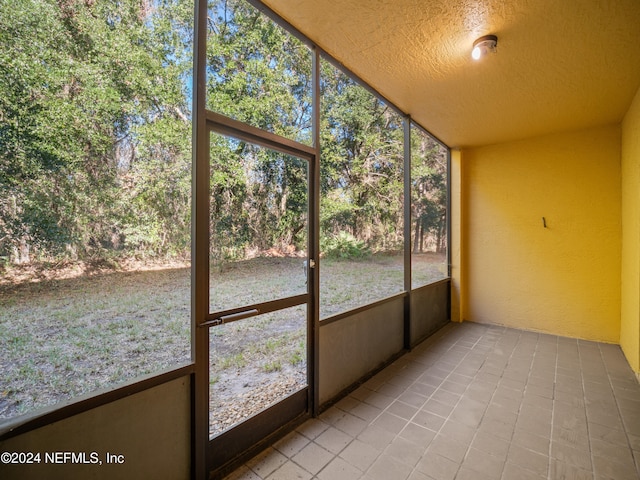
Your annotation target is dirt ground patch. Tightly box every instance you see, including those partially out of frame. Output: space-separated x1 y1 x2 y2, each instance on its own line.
0 252 446 435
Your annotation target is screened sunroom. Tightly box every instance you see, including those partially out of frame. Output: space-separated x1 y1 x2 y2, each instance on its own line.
2 0 640 479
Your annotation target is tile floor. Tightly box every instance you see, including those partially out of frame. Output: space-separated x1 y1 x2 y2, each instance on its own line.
223 322 640 480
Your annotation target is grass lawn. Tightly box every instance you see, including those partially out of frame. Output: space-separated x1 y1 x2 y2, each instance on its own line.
0 253 446 434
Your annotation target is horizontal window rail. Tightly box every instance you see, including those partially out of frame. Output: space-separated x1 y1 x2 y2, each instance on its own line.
206 110 315 161
203 294 308 328
0 363 195 441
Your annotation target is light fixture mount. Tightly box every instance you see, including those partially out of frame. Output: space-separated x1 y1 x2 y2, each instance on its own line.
472 34 498 60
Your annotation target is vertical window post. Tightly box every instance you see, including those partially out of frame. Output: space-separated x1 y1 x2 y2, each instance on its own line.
192 0 209 478
403 115 412 349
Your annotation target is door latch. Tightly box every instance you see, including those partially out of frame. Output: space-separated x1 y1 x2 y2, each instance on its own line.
303 259 316 285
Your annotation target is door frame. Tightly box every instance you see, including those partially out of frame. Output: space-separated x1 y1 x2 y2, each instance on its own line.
191 1 322 469
202 111 319 474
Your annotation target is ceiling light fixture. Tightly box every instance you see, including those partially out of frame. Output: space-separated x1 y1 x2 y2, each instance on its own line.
472 34 498 60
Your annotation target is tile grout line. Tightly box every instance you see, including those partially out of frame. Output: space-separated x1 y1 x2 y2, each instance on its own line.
547 334 559 480
303 409 364 479
452 325 512 480
422 325 498 480
520 332 549 480
500 330 538 480
598 342 640 478
352 323 494 479
373 325 481 479
409 324 506 480
304 337 455 480
227 326 640 480
233 327 640 480
577 339 595 480
301 329 462 480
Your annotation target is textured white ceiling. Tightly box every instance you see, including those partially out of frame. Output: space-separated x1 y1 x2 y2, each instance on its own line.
261 0 640 148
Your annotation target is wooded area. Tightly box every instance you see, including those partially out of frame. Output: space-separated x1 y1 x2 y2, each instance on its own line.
0 0 448 424
0 0 446 272
0 0 193 267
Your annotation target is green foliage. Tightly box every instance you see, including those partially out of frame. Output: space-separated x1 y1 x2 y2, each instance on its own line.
206 0 312 143
289 340 305 366
321 231 370 260
0 0 192 265
318 59 405 254
207 0 312 263
263 360 282 373
410 127 448 253
0 0 446 270
220 352 247 370
209 134 309 262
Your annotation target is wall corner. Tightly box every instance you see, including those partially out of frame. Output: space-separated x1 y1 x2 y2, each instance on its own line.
621 84 640 374
450 148 464 323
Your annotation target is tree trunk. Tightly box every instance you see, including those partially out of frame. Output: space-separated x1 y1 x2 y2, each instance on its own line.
413 218 420 253
436 213 446 253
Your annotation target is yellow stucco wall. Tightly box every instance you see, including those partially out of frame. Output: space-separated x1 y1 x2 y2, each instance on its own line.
461 125 621 342
621 85 640 373
450 149 463 323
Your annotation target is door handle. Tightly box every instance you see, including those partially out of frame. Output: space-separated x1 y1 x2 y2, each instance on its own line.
199 309 259 328
303 259 315 284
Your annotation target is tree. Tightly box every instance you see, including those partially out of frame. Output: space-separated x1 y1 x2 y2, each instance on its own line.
411 127 447 254
207 0 312 261
0 0 192 265
319 60 404 253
